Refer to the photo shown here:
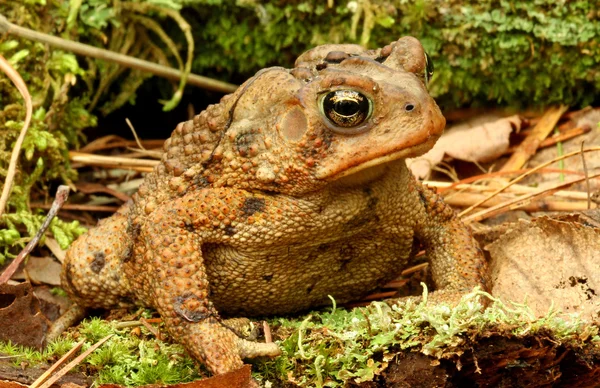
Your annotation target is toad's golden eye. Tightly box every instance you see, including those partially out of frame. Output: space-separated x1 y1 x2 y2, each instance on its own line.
424 52 434 84
320 90 372 129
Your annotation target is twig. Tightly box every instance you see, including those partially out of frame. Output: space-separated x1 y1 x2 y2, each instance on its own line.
581 142 591 209
437 168 583 194
30 203 120 212
36 335 113 388
139 318 162 340
463 171 600 224
29 340 85 388
504 126 590 155
429 181 589 201
444 192 591 213
458 146 600 217
263 321 274 343
0 186 70 284
69 151 157 170
0 14 237 94
500 105 568 172
0 54 33 219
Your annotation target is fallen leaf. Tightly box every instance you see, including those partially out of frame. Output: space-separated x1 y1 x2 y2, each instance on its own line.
409 115 522 178
0 282 50 349
487 211 600 319
19 256 62 286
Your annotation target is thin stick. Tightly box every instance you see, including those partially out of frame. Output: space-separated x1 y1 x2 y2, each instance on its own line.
436 167 582 194
28 340 85 388
0 54 33 219
36 335 113 388
500 105 567 172
30 203 120 212
581 142 591 210
428 181 589 201
0 14 237 94
69 151 158 168
0 186 70 284
463 171 600 224
458 146 600 217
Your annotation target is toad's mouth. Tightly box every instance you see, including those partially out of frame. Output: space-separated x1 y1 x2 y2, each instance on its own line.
323 136 437 184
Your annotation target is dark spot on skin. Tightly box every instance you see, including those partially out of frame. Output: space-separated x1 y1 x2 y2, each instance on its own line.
306 277 321 294
418 189 428 207
242 197 265 216
194 175 209 188
224 225 236 236
317 243 330 252
322 131 333 148
90 252 106 274
337 244 355 270
316 62 328 71
363 187 379 210
184 221 195 233
173 293 211 322
344 214 372 230
373 56 386 63
122 244 133 263
262 274 273 282
129 221 141 242
235 132 259 157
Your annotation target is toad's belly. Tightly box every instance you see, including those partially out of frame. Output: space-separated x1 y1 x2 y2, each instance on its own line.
203 233 417 316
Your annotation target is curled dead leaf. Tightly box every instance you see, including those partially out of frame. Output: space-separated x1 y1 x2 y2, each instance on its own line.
409 115 522 179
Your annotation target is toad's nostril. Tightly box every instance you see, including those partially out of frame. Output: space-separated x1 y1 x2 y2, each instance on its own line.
405 103 415 112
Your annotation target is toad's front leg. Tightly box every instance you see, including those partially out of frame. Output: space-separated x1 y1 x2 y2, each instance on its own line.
130 195 280 374
413 182 489 301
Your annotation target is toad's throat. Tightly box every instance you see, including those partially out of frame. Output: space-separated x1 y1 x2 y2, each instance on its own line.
332 162 390 186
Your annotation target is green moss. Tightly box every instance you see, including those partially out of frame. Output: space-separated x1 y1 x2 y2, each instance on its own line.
179 0 600 109
1 288 597 386
252 286 600 386
0 318 205 386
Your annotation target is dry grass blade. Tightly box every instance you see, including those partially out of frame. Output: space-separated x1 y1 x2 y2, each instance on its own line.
28 340 85 388
500 105 568 172
458 146 600 218
436 168 582 194
69 151 157 171
463 171 600 223
429 181 589 200
0 186 70 284
445 192 590 213
0 54 33 219
35 335 113 388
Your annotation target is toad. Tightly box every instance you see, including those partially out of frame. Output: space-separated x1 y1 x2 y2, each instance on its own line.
60 36 487 375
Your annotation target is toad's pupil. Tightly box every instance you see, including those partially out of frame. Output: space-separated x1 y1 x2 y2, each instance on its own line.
335 99 360 116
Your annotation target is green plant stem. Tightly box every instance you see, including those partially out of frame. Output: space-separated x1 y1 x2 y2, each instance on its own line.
0 14 237 94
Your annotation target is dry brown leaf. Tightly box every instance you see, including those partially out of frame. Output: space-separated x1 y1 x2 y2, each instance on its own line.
0 282 50 349
17 256 62 286
487 212 600 319
409 115 522 178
